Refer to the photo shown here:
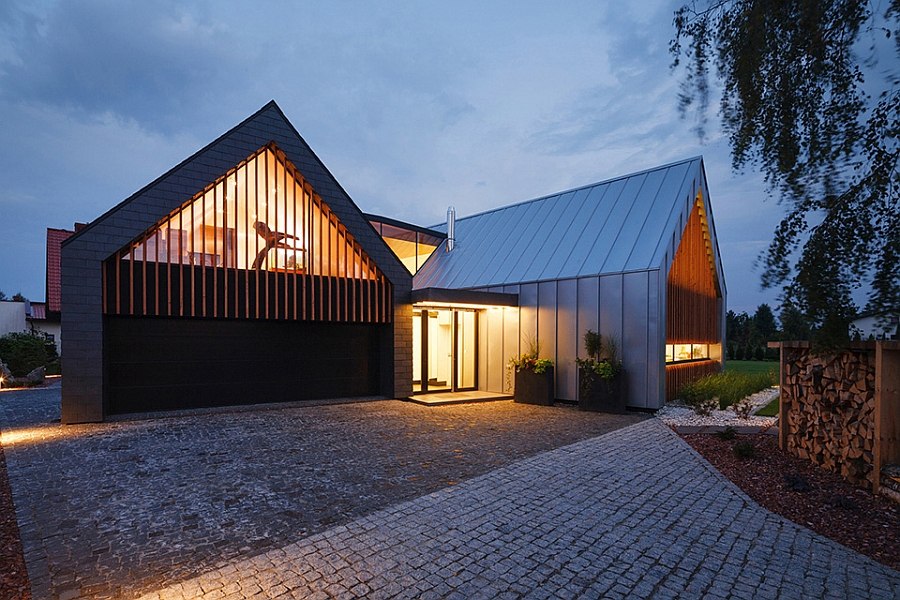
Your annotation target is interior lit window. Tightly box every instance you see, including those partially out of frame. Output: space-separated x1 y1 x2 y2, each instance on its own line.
122 145 378 280
666 343 711 364
369 218 443 274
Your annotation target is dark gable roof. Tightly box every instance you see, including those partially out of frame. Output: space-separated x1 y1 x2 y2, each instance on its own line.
415 157 724 291
63 101 410 289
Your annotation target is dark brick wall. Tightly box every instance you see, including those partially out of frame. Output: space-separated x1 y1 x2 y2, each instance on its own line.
61 101 412 423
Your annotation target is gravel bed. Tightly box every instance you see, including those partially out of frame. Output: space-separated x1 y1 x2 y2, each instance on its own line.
656 386 779 428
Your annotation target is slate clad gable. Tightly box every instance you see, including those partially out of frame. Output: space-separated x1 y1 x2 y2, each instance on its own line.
61 101 411 423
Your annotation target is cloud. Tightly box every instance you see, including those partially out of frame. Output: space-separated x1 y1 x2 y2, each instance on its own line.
0 0 788 314
0 0 249 133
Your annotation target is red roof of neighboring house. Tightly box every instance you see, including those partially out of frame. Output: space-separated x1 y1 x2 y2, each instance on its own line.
47 228 75 312
29 302 47 320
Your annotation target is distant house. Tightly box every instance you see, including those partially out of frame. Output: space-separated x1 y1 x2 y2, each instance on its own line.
852 310 899 340
61 101 725 423
0 301 27 338
25 227 78 354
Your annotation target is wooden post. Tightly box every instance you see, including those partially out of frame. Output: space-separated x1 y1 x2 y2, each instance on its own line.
874 341 900 494
768 341 788 451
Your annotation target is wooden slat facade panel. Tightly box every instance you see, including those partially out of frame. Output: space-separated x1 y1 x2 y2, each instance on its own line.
665 196 723 399
105 262 390 323
665 360 720 400
101 142 392 325
666 197 719 342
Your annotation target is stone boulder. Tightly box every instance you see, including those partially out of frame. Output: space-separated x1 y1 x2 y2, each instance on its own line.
26 366 46 384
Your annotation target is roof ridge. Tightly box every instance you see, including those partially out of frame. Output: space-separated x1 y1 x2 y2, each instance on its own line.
443 155 703 226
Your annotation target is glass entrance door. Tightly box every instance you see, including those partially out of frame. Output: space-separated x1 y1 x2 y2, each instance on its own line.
412 308 477 393
456 310 476 389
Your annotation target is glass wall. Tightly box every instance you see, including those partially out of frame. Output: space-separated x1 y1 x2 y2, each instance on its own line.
411 308 477 392
665 342 710 364
125 145 379 280
369 218 443 274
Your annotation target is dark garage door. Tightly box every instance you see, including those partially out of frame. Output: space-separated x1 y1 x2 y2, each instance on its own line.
105 316 384 414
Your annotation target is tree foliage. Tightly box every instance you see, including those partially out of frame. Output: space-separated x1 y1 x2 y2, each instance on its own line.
671 0 900 345
0 332 55 377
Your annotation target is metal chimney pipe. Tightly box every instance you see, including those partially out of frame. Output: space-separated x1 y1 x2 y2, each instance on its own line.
446 206 456 252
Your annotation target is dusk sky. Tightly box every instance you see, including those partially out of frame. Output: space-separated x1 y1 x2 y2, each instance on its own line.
0 0 795 314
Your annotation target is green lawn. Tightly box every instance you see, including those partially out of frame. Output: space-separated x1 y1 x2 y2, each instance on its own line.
726 360 779 416
756 396 780 416
726 360 778 376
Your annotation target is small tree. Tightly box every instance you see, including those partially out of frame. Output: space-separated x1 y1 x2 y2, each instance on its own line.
671 1 899 347
780 302 812 342
11 292 27 302
753 304 778 343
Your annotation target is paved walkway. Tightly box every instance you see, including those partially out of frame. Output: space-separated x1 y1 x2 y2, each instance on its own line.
133 419 900 600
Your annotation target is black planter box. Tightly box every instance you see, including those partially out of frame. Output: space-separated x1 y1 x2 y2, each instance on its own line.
578 369 627 413
514 367 554 406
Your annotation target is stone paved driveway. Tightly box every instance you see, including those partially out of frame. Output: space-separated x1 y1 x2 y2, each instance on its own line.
136 420 900 600
0 383 642 599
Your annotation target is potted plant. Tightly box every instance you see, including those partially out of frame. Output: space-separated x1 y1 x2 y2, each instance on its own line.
507 339 554 405
576 330 626 413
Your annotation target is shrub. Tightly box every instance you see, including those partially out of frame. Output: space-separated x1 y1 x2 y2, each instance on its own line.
583 329 602 361
732 396 755 419
0 332 55 377
735 346 745 360
753 346 765 361
507 337 553 391
715 426 737 440
733 440 755 459
692 396 719 416
575 330 623 395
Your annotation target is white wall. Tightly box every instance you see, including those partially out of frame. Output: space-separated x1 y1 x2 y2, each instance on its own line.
30 321 63 354
851 314 898 340
0 302 27 337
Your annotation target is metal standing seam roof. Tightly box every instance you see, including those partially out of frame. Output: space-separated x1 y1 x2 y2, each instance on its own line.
414 157 709 290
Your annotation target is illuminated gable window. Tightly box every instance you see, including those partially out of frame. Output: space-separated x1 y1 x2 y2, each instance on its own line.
124 144 379 280
103 143 391 322
368 216 444 274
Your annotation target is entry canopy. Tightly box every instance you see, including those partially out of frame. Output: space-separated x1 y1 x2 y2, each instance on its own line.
411 287 518 308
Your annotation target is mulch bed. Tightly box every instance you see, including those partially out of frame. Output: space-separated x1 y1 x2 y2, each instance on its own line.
0 442 30 599
683 432 900 571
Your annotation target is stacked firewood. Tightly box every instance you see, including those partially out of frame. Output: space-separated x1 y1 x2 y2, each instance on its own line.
782 348 876 488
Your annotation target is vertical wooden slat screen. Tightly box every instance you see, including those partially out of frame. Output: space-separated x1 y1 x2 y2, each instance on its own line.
665 193 722 399
666 196 720 342
103 143 391 324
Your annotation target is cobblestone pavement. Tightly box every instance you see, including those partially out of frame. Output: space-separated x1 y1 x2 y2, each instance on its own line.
0 384 643 599
135 419 900 600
